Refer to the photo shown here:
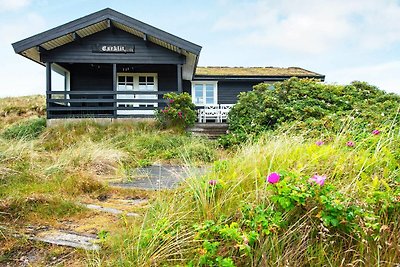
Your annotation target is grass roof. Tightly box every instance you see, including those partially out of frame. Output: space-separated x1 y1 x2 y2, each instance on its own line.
195 66 323 77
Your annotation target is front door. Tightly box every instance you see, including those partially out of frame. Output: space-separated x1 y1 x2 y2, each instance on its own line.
117 73 158 115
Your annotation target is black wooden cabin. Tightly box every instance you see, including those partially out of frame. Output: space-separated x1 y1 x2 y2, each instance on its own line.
12 8 324 121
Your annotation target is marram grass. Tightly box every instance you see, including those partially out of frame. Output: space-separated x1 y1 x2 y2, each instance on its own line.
101 121 399 266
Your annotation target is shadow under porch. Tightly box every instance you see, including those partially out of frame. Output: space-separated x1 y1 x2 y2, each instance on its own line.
46 63 183 119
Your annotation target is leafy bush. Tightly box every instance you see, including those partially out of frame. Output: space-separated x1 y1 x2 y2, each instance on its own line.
156 92 196 129
2 117 46 140
223 78 400 146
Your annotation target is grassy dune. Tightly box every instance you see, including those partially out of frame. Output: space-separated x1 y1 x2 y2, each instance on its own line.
0 95 399 266
0 96 220 265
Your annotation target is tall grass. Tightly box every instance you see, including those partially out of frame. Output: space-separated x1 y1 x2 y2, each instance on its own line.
102 118 399 266
0 116 220 223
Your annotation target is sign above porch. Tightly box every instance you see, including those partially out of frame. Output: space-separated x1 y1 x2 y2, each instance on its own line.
92 44 135 53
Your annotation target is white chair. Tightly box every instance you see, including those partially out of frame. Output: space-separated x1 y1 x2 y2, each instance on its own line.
202 105 220 123
197 109 205 123
219 104 233 122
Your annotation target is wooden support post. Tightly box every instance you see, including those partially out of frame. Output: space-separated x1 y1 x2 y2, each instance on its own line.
46 62 52 119
177 64 182 93
112 63 117 119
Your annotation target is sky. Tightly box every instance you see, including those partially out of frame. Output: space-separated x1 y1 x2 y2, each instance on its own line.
0 0 400 97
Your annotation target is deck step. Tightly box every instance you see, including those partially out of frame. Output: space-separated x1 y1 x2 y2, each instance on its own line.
188 123 229 139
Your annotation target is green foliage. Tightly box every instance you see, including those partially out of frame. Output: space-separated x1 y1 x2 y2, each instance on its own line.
2 117 46 140
108 120 400 266
223 78 400 146
156 92 197 129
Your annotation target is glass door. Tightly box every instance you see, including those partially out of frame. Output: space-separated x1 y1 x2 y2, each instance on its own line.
117 73 157 115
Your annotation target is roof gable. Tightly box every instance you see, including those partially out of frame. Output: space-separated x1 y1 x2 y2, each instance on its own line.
40 28 185 64
12 8 201 79
12 8 201 55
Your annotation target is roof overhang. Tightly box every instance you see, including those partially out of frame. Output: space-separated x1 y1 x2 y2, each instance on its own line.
12 8 202 80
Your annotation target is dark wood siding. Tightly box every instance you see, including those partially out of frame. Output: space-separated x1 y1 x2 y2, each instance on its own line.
217 81 257 104
69 64 113 91
183 80 271 104
64 63 179 92
42 28 185 64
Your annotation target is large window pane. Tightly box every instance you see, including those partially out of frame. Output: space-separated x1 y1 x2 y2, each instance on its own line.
194 84 204 104
206 84 215 104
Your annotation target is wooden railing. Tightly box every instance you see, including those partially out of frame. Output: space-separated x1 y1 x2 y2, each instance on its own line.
46 90 175 119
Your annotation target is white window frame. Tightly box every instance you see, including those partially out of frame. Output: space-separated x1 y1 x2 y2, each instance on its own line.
191 81 218 106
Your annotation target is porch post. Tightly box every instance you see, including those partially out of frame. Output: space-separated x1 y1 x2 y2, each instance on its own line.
177 64 182 93
46 62 52 119
112 63 117 119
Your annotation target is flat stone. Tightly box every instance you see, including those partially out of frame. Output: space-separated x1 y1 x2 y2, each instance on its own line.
111 165 208 190
119 198 149 205
84 204 140 217
31 230 100 251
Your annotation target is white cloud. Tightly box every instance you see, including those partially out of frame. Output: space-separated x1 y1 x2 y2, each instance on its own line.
0 0 31 11
213 0 400 54
327 61 400 94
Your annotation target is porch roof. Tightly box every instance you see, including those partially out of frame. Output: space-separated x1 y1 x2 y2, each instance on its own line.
12 8 202 80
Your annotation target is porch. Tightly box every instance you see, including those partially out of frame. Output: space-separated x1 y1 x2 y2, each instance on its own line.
46 63 182 119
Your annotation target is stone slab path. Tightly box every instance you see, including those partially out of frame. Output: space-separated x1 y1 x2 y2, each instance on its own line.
84 204 140 217
112 165 208 190
31 230 100 251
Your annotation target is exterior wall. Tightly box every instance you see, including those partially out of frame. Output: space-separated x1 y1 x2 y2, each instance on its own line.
68 63 113 91
41 28 185 65
62 63 179 92
183 80 271 105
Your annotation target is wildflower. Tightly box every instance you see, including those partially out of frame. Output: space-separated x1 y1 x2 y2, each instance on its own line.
346 141 355 147
267 172 280 184
169 99 174 104
315 140 324 146
208 180 217 186
178 111 183 118
372 129 380 135
309 174 326 186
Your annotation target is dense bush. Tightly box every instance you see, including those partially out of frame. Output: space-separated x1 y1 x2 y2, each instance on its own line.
156 92 196 129
222 78 400 146
2 117 46 140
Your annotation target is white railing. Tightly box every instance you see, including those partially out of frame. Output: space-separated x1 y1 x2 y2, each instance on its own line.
197 104 234 123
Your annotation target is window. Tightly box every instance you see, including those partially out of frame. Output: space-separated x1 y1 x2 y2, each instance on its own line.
191 81 218 106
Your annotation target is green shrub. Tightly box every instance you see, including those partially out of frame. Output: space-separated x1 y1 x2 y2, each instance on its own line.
156 92 196 129
2 117 46 140
224 78 400 146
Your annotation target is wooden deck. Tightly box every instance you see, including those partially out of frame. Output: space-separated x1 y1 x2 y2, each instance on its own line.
188 123 229 139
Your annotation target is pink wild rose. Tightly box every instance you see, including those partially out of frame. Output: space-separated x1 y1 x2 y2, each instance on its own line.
372 129 380 135
315 140 324 146
267 172 280 184
208 180 217 186
346 141 355 147
169 99 174 104
178 111 183 118
309 174 326 186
